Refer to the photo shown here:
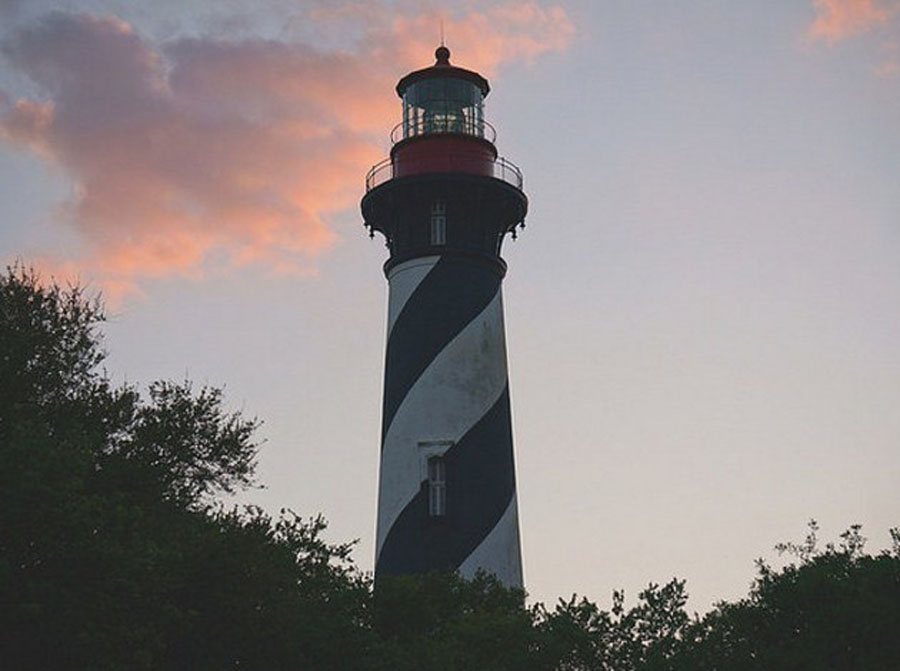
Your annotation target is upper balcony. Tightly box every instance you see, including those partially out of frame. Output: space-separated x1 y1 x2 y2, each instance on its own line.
365 152 523 192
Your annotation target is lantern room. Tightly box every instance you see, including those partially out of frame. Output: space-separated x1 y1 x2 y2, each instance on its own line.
396 46 490 142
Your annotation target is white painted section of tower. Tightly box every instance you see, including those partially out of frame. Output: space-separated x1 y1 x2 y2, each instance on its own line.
376 287 509 560
458 497 523 587
385 256 440 336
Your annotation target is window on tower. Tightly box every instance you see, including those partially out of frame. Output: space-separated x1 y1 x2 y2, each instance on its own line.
427 455 447 517
419 440 451 517
430 200 446 245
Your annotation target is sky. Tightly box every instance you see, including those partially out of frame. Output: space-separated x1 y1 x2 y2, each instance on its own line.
2 0 899 613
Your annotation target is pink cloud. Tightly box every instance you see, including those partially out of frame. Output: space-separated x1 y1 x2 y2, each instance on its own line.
807 0 893 43
0 3 573 300
380 3 574 77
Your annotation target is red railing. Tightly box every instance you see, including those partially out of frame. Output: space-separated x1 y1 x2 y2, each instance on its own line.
365 154 523 191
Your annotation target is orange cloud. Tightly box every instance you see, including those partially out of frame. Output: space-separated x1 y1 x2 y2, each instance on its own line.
807 0 893 43
0 3 573 301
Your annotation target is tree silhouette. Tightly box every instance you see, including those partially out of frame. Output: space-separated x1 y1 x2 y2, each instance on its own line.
667 521 900 670
0 267 370 669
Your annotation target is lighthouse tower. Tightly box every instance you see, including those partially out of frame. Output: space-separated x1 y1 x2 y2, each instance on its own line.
362 47 527 587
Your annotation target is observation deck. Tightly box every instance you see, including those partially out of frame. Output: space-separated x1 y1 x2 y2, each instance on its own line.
365 152 523 192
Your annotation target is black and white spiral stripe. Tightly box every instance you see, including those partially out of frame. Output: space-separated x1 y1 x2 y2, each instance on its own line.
375 253 523 587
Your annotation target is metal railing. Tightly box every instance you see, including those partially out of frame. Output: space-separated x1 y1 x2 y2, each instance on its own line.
365 154 523 192
390 118 497 145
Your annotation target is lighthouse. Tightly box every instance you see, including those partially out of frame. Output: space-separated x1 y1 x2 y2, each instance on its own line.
362 46 527 588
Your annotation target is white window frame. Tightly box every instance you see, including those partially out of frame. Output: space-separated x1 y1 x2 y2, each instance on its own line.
430 200 446 246
427 456 446 517
418 440 453 518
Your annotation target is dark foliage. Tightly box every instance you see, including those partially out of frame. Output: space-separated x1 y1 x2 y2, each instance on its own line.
2 266 898 670
0 267 369 669
372 571 542 670
667 521 900 670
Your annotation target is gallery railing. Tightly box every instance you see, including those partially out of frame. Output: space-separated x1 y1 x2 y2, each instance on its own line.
365 154 523 192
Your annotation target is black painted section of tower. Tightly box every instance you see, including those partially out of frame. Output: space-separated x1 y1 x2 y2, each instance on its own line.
376 386 516 577
361 172 527 271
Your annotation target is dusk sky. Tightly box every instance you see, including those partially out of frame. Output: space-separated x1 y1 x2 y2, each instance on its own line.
2 0 899 612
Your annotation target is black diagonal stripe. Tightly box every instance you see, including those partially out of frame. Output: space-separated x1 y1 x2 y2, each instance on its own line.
381 256 501 442
376 386 516 578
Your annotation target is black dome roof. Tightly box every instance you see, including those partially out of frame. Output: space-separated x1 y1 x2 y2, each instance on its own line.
395 46 490 98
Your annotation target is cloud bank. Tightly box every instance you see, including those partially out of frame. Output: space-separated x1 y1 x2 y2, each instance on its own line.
0 2 573 298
